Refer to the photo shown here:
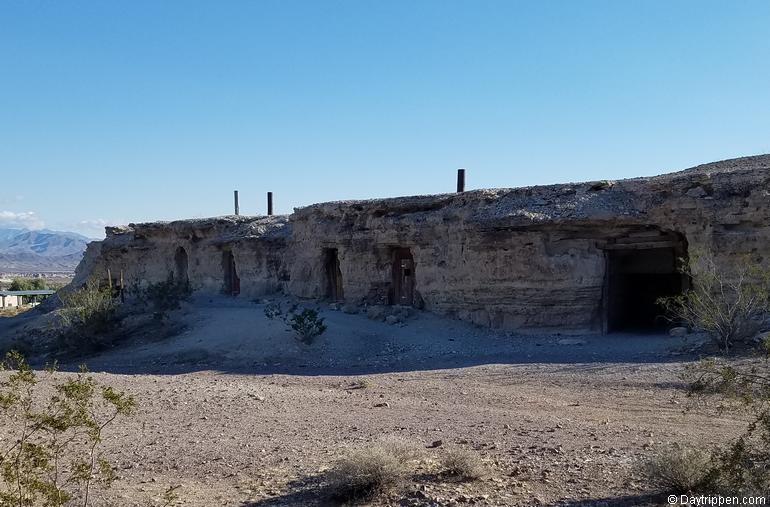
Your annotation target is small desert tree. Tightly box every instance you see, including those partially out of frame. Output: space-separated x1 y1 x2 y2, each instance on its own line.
672 347 770 495
0 351 136 506
659 251 770 351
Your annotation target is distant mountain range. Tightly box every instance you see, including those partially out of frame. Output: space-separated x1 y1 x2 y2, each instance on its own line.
0 229 93 273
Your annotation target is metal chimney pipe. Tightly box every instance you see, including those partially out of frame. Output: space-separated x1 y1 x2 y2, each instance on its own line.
234 190 240 215
267 192 273 216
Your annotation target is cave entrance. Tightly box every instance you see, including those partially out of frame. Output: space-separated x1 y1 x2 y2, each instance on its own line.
222 250 240 296
391 248 415 306
324 248 344 302
605 243 686 333
174 247 189 284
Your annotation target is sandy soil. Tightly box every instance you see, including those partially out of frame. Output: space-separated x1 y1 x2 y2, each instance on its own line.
0 297 750 506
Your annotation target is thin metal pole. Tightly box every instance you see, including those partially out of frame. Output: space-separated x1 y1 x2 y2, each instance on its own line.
457 168 466 192
267 192 273 216
234 190 240 215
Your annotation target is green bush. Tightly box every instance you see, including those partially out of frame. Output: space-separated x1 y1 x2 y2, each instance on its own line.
56 280 120 352
9 278 47 291
264 303 327 345
142 276 192 319
0 351 135 506
287 309 327 344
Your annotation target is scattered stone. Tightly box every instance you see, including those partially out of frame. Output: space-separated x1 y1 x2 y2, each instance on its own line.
557 338 587 346
366 305 388 321
686 186 708 198
385 315 401 325
669 326 688 337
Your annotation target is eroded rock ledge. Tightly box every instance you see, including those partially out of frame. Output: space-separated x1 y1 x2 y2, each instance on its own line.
74 154 770 333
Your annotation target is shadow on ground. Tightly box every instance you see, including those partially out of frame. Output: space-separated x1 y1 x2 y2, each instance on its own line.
543 492 669 507
2 295 707 377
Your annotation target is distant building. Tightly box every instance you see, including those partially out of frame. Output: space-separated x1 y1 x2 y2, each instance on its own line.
0 290 56 308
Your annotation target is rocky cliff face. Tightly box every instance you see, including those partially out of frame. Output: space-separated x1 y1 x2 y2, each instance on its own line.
74 216 292 299
74 154 770 333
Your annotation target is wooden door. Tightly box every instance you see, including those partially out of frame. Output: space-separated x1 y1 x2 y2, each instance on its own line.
392 248 415 306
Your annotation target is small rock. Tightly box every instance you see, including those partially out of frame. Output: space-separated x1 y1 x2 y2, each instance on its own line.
366 305 388 321
589 180 614 191
686 186 708 198
669 326 689 337
557 338 586 346
427 440 443 448
385 315 401 325
342 304 359 314
374 402 390 408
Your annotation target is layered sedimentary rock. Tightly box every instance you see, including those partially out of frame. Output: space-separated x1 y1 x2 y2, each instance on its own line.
74 154 770 333
74 216 291 299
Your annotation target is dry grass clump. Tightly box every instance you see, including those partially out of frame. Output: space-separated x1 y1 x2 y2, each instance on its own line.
376 435 424 464
0 306 28 318
643 445 714 493
441 447 487 481
325 446 407 503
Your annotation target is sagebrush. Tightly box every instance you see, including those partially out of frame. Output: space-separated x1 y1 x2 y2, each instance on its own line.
441 447 486 481
644 445 714 493
324 446 406 503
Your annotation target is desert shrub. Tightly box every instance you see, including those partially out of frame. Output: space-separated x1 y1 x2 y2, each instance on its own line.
441 447 486 481
287 309 327 344
56 280 120 352
676 356 770 495
710 419 770 495
264 302 327 345
644 445 715 493
659 251 770 352
142 275 192 319
324 446 406 503
0 351 135 506
160 485 182 507
376 436 423 464
0 337 35 359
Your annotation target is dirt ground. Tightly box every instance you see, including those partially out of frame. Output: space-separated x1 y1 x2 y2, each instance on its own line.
0 297 752 506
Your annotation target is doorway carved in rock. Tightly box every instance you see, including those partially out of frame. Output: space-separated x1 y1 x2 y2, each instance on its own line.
391 248 415 306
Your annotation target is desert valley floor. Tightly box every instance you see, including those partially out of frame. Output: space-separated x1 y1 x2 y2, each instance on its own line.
0 297 750 506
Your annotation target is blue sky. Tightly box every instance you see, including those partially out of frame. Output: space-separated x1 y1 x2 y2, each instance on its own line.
1 1 769 237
